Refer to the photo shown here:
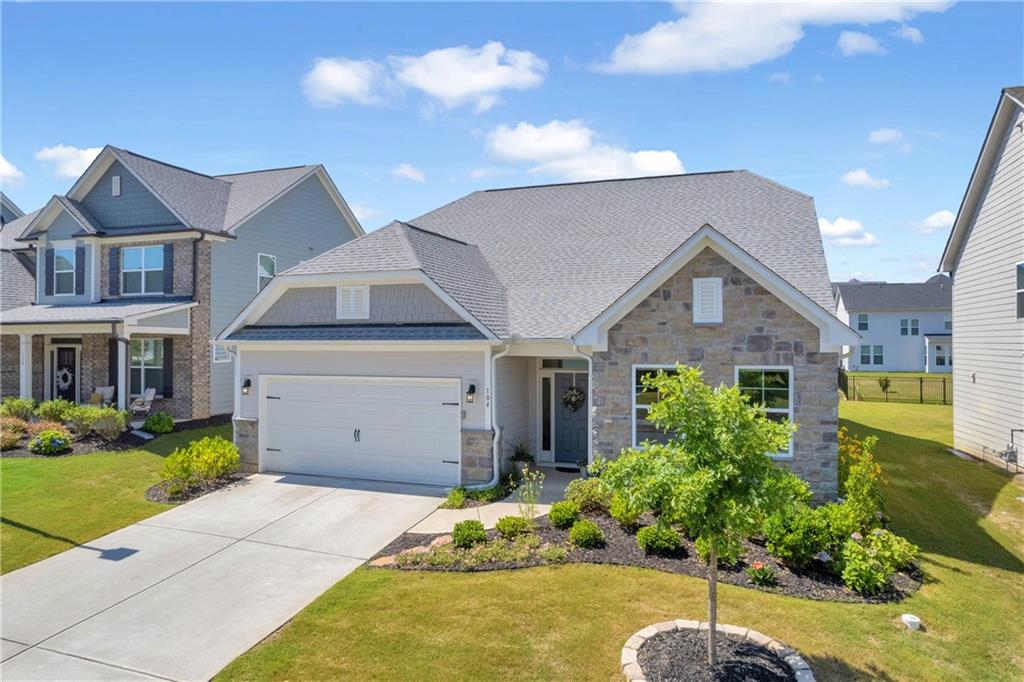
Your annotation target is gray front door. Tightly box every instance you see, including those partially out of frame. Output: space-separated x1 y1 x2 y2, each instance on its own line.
554 372 588 463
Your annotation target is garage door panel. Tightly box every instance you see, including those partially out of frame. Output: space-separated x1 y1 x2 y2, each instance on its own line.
260 376 463 486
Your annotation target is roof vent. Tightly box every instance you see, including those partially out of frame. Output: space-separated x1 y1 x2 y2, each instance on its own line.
112 175 121 197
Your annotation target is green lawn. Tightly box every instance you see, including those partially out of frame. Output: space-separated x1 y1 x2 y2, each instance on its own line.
0 424 230 574
218 403 1024 682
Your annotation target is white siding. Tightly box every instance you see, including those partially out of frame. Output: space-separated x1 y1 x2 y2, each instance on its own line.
842 310 950 372
237 348 488 429
494 355 531 470
951 105 1024 460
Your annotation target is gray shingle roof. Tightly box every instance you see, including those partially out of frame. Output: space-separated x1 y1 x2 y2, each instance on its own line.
0 211 38 251
1 251 35 311
0 297 194 324
217 166 319 230
228 322 485 342
835 275 952 311
55 196 103 235
290 171 835 340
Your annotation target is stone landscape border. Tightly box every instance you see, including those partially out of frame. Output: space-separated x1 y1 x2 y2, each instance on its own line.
621 619 814 681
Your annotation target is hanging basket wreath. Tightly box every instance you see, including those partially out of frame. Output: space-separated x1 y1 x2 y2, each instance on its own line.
561 386 586 412
55 366 74 392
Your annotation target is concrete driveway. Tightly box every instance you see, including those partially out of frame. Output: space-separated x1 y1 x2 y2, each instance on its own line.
0 473 442 681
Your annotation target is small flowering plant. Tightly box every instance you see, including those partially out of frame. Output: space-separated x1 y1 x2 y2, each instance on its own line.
746 560 779 587
29 430 71 456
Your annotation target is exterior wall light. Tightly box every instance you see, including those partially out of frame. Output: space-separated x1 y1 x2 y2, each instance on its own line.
241 378 252 396
466 383 476 403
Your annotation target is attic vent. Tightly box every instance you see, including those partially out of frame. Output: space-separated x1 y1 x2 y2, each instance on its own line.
336 285 369 320
692 278 723 324
112 175 121 197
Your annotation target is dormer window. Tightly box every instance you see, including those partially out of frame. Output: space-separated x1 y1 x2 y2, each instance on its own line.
112 175 121 197
122 245 165 295
54 248 76 295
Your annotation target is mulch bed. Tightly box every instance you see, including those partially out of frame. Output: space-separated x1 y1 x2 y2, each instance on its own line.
637 629 796 682
371 512 921 604
0 413 232 459
145 473 249 504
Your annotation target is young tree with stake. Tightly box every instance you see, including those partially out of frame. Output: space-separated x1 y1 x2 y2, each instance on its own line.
596 365 806 665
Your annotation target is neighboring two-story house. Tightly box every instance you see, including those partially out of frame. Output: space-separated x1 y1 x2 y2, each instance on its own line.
834 275 952 373
0 146 363 420
940 86 1024 467
0 192 37 312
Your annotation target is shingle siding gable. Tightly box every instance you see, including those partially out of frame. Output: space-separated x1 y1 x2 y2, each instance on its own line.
80 160 182 229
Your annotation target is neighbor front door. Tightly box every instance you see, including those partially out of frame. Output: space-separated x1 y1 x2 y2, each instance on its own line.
53 346 78 402
554 372 588 464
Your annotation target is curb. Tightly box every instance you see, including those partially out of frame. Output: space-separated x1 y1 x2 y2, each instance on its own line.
621 619 814 681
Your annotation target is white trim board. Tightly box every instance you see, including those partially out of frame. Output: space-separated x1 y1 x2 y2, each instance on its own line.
572 224 859 353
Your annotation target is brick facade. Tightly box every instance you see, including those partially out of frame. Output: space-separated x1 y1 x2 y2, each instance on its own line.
591 248 839 500
0 334 43 400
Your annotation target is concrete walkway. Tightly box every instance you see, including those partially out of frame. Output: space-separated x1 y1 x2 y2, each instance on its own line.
0 473 443 682
409 468 579 534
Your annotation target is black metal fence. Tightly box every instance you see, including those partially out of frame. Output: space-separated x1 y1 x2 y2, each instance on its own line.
837 369 952 405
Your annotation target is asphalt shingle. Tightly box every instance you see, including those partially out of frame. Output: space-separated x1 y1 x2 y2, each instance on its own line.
228 322 486 342
835 275 952 311
0 297 194 324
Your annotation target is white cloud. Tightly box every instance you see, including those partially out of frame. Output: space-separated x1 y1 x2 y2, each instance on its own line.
486 119 684 181
767 71 791 84
869 127 904 144
34 145 102 179
302 58 386 107
0 154 25 185
598 1 949 74
391 42 547 112
392 163 426 183
842 168 890 189
894 24 924 43
819 216 879 247
838 31 885 56
915 209 955 234
349 202 379 223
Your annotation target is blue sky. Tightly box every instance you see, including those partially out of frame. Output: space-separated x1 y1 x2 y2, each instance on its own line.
2 1 1021 282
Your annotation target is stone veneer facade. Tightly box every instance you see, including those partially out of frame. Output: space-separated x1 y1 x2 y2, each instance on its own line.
591 248 839 500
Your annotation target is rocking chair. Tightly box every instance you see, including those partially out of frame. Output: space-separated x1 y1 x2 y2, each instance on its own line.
130 387 157 418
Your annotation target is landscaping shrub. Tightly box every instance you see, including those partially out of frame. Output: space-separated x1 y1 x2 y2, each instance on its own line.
0 397 35 421
564 478 612 513
838 426 886 529
538 544 569 563
26 420 72 439
65 405 103 437
439 487 468 509
696 535 741 567
1 424 23 450
143 412 174 435
35 398 76 423
839 536 891 595
515 467 545 519
29 430 72 456
452 519 487 548
636 523 682 556
609 494 641 528
91 409 128 441
746 561 778 587
548 500 580 529
495 515 532 539
568 519 604 548
161 435 240 496
763 505 829 568
866 529 919 571
1 416 28 436
817 502 860 555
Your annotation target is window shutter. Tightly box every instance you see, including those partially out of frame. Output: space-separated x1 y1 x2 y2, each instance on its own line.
44 248 54 296
108 338 118 389
74 246 86 295
692 278 722 324
109 246 121 297
163 243 175 295
162 338 174 398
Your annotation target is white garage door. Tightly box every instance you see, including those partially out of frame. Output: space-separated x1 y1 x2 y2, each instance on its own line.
259 375 462 486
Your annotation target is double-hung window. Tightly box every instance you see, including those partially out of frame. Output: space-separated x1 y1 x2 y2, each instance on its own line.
935 345 947 367
258 253 277 291
860 344 872 365
130 339 164 396
873 345 884 365
736 367 793 458
900 318 919 336
123 245 164 295
53 247 75 295
944 314 952 331
632 365 678 446
857 314 869 331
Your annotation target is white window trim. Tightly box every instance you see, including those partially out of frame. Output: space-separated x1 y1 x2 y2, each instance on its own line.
53 245 76 297
943 314 952 331
859 344 872 366
873 345 884 365
631 364 678 448
857 313 869 331
212 344 231 363
257 253 277 292
130 338 164 398
735 365 794 460
692 277 723 324
121 245 165 297
336 284 370 320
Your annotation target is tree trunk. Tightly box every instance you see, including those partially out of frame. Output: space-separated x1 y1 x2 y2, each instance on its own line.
708 543 718 665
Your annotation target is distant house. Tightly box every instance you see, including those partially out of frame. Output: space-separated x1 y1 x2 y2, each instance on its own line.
834 275 952 373
0 193 37 312
940 86 1024 467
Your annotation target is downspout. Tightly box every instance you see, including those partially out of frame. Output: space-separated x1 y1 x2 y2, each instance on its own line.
571 343 594 466
475 343 511 490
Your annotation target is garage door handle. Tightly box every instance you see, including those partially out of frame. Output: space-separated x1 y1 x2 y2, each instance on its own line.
266 396 281 400
266 448 281 452
442 460 458 465
441 402 459 406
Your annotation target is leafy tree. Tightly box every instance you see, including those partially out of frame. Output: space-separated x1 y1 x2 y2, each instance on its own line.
595 365 806 664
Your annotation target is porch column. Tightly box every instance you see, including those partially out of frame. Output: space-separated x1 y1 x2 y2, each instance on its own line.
117 328 130 410
18 334 33 399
